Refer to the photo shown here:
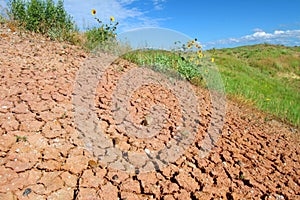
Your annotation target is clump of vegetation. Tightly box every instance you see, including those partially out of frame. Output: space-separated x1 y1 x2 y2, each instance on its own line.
5 1 120 48
7 0 78 42
16 135 27 142
122 49 201 80
0 15 6 24
122 39 215 83
84 9 119 52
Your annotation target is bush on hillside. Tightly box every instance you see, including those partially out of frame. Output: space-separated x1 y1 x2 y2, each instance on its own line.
8 0 77 42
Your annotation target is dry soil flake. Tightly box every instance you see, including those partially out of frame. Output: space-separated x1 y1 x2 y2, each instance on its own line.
0 23 299 199
175 172 199 192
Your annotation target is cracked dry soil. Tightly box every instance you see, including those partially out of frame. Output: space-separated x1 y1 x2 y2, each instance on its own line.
0 24 299 200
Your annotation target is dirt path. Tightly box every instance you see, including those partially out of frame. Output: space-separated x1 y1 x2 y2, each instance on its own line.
0 24 299 200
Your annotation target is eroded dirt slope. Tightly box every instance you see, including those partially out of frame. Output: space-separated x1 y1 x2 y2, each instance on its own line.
0 24 299 200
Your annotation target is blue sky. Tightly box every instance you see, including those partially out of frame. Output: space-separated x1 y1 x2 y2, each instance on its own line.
1 0 300 49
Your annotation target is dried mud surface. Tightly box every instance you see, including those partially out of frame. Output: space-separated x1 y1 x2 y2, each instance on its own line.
0 24 299 200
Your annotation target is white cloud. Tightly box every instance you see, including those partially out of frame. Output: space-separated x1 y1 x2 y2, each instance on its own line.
252 31 272 38
152 0 167 10
204 29 300 49
253 28 264 32
274 30 284 35
119 0 138 5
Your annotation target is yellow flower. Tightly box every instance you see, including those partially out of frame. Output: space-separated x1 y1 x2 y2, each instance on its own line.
195 44 200 49
187 44 192 49
211 57 215 62
265 98 271 101
91 9 96 15
198 51 203 58
110 16 115 22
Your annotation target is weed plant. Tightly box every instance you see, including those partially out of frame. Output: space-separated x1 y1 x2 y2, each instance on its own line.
84 9 119 52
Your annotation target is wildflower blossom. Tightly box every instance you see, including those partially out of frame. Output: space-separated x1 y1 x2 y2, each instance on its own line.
195 44 200 49
110 16 115 22
91 9 96 15
198 50 203 58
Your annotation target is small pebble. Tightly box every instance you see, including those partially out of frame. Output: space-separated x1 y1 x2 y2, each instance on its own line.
112 175 118 180
23 188 32 196
145 148 150 154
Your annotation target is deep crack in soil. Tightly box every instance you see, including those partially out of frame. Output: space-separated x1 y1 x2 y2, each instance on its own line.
0 24 299 199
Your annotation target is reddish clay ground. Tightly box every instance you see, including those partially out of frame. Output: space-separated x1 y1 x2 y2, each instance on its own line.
0 24 299 200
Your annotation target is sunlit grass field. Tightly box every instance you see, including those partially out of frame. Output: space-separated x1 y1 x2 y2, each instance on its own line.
212 44 300 127
2 0 300 127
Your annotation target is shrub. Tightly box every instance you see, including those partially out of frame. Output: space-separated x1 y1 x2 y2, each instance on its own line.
8 0 77 42
0 14 7 24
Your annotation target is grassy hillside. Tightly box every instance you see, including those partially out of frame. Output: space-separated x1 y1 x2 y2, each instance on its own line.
211 44 300 127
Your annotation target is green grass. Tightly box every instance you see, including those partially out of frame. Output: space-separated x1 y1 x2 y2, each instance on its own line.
0 15 6 24
122 44 300 128
122 49 202 80
16 135 27 142
122 49 224 92
212 44 300 127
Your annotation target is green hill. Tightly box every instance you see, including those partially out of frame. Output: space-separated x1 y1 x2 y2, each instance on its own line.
211 44 300 127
